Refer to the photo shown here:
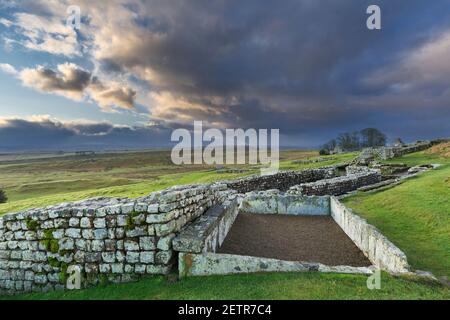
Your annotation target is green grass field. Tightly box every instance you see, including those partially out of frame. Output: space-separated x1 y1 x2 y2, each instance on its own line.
0 148 448 300
0 150 353 215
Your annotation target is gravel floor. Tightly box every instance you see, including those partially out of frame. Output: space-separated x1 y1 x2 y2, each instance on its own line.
218 213 372 267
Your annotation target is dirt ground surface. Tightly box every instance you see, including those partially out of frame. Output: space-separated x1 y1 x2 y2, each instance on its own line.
218 213 372 267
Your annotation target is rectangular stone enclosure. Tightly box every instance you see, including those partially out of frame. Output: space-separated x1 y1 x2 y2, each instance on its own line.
217 214 372 267
175 192 410 277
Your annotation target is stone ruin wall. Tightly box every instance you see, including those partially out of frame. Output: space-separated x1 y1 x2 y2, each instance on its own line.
239 190 330 215
176 193 410 277
0 183 233 295
330 197 409 273
225 167 338 193
358 140 436 164
0 167 341 295
288 168 382 196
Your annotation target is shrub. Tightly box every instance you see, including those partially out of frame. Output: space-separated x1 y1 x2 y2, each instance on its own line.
0 189 7 204
319 149 330 156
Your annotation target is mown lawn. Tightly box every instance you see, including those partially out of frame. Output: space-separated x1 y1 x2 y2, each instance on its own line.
2 272 448 300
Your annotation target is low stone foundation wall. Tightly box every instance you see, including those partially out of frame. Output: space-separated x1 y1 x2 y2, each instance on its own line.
173 198 240 255
330 197 410 273
0 183 232 295
357 141 434 164
176 194 411 278
225 167 338 193
287 170 382 196
179 253 373 277
239 191 330 215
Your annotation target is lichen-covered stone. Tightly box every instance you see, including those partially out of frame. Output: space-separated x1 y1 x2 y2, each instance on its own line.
124 240 139 251
139 237 155 251
139 252 154 264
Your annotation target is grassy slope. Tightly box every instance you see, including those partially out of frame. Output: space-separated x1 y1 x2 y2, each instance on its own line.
3 272 448 300
343 152 450 277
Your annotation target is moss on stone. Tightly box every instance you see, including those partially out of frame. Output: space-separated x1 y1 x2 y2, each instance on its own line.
25 218 39 231
49 240 60 254
125 216 135 231
47 257 61 268
58 263 69 284
58 249 72 256
43 229 56 240
99 274 110 286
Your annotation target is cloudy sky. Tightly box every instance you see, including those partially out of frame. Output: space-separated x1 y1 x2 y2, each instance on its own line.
0 0 449 151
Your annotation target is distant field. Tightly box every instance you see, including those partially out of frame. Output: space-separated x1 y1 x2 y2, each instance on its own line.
0 149 355 215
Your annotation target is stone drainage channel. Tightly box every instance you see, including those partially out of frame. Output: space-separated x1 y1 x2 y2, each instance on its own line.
174 192 411 277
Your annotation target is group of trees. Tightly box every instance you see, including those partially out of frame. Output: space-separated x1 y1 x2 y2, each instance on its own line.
320 128 387 155
0 189 7 204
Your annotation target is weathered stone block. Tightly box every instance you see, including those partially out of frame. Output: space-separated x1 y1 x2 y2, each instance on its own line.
126 252 140 263
111 264 124 274
157 234 175 251
99 264 111 273
124 240 139 251
125 226 146 238
140 251 154 264
80 217 91 228
156 250 173 265
65 228 81 238
59 238 74 250
93 218 106 228
147 204 159 213
139 237 155 250
121 203 135 214
93 229 108 240
91 240 105 252
102 252 116 263
154 220 177 237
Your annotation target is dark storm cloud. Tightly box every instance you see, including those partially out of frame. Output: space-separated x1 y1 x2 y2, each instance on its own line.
18 63 137 110
93 0 450 142
2 0 450 148
29 65 91 93
0 117 174 151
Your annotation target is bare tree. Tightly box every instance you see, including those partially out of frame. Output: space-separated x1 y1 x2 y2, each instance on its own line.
360 128 386 148
338 132 360 151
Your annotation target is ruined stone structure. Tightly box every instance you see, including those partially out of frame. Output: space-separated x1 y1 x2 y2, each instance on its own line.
225 167 338 193
356 140 434 165
176 193 410 277
0 164 406 295
0 184 233 294
288 168 382 196
330 197 409 273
